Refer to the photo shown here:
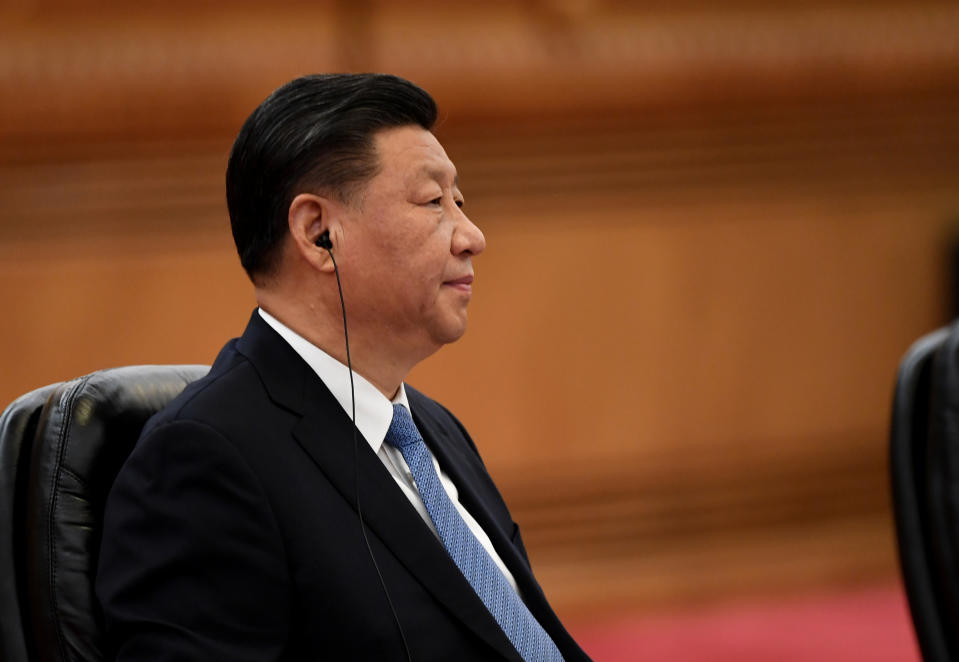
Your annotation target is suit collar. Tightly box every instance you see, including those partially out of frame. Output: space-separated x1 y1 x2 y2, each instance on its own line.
256 307 407 456
234 309 312 416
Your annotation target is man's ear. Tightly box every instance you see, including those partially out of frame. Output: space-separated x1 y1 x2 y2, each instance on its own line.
288 193 337 274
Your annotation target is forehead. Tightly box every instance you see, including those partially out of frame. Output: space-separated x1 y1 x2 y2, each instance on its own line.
372 125 457 185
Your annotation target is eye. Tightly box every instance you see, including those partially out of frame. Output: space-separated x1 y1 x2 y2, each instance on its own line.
455 199 464 208
429 197 442 206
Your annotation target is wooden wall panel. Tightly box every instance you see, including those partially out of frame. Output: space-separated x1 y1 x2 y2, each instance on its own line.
3 0 959 617
2 2 959 140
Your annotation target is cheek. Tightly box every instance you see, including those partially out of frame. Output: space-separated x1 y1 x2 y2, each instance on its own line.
397 232 451 279
360 212 452 290
366 215 427 262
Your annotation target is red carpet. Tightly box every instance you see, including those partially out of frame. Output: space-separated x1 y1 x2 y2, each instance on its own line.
571 585 920 662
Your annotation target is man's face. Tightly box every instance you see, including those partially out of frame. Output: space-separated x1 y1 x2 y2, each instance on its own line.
338 125 486 360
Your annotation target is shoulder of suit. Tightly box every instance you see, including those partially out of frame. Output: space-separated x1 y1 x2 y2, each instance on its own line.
142 340 261 434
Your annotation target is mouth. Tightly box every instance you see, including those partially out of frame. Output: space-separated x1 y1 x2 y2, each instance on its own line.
443 275 474 292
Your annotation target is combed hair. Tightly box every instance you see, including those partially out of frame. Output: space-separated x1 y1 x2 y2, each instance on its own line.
226 73 438 282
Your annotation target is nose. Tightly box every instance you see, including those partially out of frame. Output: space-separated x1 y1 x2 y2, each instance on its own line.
451 208 486 257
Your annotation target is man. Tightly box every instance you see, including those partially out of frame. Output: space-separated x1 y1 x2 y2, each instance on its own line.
96 73 591 661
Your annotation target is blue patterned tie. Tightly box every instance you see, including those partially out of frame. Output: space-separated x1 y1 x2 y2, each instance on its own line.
385 404 564 662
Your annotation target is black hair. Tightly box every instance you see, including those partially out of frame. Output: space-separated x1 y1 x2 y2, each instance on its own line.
226 73 438 282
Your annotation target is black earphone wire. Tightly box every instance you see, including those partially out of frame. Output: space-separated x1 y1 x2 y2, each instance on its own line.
325 246 413 662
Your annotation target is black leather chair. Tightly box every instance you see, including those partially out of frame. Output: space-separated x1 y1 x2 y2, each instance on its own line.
1 383 62 662
891 325 954 662
0 365 208 662
925 323 959 661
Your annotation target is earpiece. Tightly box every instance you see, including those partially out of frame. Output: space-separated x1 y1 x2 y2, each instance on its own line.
316 230 333 250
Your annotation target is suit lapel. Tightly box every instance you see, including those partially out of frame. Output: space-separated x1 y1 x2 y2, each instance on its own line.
411 403 553 615
235 312 522 662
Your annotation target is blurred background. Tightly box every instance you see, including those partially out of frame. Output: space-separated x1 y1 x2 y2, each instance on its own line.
2 0 959 659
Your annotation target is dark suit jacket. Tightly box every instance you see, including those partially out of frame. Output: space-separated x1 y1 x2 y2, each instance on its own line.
96 311 590 661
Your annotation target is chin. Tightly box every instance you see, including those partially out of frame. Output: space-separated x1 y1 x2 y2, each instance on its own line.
431 319 469 346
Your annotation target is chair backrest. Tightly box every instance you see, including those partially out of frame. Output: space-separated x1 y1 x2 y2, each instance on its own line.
0 383 62 662
926 324 959 659
891 325 953 662
1 365 208 662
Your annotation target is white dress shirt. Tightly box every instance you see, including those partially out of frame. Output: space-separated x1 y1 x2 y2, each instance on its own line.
258 308 519 593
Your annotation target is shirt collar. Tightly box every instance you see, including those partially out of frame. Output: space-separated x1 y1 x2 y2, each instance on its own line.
258 307 409 454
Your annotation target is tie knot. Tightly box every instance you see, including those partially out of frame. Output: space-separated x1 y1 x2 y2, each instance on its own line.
385 404 422 450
